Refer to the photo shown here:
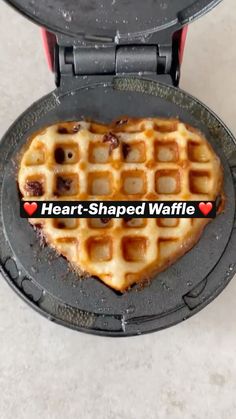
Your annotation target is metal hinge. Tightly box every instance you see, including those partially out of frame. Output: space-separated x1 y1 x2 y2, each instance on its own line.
56 44 179 87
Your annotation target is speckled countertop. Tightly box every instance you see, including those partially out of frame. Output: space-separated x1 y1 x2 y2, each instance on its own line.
0 1 236 418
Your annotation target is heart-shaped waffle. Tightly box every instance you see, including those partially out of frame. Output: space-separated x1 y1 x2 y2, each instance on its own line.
18 118 223 291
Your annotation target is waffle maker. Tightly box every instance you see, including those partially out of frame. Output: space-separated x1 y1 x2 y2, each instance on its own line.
1 0 236 337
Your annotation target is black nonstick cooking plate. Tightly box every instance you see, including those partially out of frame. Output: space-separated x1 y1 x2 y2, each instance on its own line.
0 77 235 336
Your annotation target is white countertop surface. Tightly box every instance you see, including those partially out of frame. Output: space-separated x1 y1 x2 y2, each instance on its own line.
0 1 236 418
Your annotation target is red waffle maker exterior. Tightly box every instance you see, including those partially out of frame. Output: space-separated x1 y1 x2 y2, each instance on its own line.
1 0 236 337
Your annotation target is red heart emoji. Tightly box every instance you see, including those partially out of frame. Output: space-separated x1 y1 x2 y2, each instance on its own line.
199 202 213 216
24 202 38 217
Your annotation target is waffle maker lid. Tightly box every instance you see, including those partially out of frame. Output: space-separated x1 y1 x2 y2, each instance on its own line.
6 0 222 39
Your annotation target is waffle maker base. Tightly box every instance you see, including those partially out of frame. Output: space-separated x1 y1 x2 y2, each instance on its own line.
0 77 236 336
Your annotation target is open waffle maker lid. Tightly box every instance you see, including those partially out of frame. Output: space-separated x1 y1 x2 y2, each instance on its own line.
6 0 222 40
1 0 236 337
